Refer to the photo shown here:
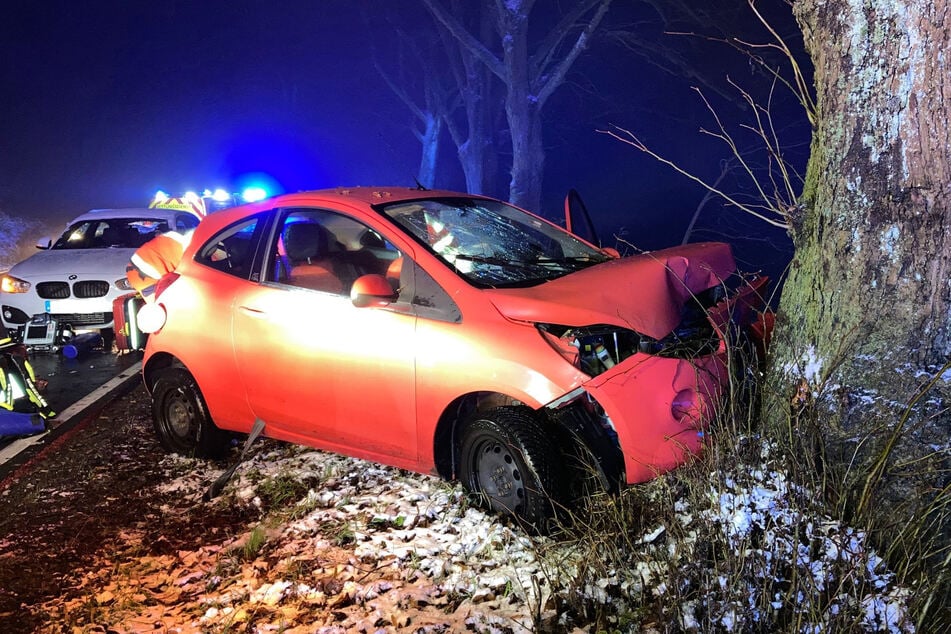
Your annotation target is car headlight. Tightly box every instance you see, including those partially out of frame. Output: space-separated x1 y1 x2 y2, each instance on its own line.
115 277 134 291
538 323 641 377
1 274 30 294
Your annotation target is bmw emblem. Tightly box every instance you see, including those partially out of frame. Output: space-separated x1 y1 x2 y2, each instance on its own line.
68 274 78 280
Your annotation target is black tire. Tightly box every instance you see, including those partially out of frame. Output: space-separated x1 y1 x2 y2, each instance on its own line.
458 406 560 529
151 367 230 459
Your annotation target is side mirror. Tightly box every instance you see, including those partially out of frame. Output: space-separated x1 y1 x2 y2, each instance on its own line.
350 274 398 308
35 237 53 249
601 246 621 259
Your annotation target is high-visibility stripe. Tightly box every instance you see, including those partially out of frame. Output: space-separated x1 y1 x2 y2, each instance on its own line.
130 252 163 280
126 230 192 298
0 355 45 416
165 230 193 246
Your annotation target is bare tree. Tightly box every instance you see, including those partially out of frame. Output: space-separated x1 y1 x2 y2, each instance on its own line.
435 2 504 197
767 0 951 534
604 1 948 599
371 23 452 189
422 0 612 211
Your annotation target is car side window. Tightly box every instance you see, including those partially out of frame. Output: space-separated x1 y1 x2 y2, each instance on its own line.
176 213 200 232
196 215 265 278
269 208 403 296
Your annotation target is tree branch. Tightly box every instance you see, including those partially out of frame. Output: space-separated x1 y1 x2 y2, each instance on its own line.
421 0 506 80
529 0 604 76
599 124 791 230
535 0 612 107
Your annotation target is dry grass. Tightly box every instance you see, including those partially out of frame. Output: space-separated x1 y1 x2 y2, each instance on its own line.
528 347 948 633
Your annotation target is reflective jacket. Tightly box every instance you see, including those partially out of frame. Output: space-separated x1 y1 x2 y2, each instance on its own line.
125 230 193 301
0 351 54 418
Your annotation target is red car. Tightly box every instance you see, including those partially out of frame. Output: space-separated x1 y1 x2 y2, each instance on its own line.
141 187 767 526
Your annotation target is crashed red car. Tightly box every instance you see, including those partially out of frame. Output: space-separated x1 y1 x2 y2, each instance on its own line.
141 187 767 526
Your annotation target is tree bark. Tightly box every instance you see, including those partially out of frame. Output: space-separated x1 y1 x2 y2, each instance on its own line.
767 0 950 527
417 112 442 189
439 3 502 197
497 1 544 210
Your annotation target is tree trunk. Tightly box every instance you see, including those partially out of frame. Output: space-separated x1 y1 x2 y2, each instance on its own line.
506 99 545 211
766 0 950 528
416 112 442 189
498 1 545 211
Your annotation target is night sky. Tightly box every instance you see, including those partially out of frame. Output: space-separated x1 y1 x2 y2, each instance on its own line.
0 1 806 279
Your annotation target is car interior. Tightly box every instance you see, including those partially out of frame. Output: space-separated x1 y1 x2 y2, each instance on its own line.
274 211 402 295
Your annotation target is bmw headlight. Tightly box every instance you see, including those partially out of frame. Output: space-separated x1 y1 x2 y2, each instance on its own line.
1 275 30 294
115 277 135 291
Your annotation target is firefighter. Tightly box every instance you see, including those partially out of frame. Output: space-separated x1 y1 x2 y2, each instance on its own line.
0 321 55 433
125 229 194 303
0 321 11 349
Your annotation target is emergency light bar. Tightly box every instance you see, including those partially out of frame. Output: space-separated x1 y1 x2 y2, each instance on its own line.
150 186 270 215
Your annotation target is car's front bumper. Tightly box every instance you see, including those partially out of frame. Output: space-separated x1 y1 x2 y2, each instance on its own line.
2 294 116 332
555 350 728 485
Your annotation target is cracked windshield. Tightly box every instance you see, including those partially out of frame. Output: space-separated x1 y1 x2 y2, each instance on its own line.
381 198 611 287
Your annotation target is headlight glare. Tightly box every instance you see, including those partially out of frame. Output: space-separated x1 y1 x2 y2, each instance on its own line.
1 275 31 294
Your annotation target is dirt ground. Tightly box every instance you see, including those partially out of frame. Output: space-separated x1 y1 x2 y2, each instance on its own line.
0 385 548 634
0 385 257 631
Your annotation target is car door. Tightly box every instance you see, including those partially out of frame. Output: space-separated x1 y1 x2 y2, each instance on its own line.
232 207 419 464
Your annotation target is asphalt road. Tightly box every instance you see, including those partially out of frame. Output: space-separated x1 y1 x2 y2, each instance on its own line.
0 347 143 480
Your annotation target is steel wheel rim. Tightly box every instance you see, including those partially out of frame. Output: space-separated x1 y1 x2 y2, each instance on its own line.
165 389 195 440
474 439 524 513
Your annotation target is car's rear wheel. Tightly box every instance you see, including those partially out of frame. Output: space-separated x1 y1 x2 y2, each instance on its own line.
151 367 230 459
458 406 560 529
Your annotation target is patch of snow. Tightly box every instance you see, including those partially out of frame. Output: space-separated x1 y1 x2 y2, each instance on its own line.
152 438 917 633
784 346 824 389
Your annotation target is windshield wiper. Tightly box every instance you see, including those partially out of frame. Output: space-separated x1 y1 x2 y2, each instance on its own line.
452 254 529 270
532 255 604 270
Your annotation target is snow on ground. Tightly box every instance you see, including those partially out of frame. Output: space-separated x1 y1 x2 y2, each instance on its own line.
145 437 919 633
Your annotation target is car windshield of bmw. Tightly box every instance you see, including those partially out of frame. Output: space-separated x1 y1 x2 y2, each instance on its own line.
51 218 172 250
380 198 612 287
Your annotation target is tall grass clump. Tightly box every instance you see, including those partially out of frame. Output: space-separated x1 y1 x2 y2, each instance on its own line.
532 345 944 633
767 354 951 633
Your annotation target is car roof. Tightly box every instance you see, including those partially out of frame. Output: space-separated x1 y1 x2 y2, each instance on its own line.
251 187 490 210
191 187 503 242
67 207 186 223
298 186 488 206
195 187 488 225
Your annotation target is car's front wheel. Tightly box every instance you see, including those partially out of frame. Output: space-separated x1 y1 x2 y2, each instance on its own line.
151 367 230 459
458 406 560 529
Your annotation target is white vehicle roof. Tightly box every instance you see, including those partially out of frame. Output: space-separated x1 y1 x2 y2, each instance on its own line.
67 207 189 223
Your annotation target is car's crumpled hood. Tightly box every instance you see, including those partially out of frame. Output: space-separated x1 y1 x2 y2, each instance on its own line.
8 248 135 279
484 242 736 340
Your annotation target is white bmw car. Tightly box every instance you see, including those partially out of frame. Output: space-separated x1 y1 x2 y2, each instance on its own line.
0 207 201 339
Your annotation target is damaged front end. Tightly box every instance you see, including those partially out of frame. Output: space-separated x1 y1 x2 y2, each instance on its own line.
538 268 770 488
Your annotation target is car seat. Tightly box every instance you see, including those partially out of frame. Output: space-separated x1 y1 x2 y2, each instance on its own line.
332 246 385 290
283 223 343 294
98 224 126 247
